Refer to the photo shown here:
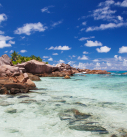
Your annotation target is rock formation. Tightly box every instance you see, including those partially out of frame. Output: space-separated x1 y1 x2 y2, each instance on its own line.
0 55 36 94
16 60 59 74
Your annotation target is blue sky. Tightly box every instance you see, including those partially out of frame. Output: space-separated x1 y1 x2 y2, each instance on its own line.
0 0 127 70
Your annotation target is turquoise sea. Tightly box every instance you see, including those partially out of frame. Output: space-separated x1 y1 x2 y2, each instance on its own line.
0 71 127 137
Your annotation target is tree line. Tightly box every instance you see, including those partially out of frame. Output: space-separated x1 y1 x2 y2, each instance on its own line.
11 51 48 65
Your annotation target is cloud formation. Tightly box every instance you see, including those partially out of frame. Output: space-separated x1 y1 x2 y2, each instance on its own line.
115 0 127 7
58 59 65 63
86 22 127 32
0 30 4 34
0 13 7 23
96 46 111 53
85 40 102 47
43 56 49 58
51 20 63 27
52 53 58 55
79 36 95 41
14 22 47 35
41 6 54 13
83 51 89 54
119 46 127 53
20 50 27 53
82 21 87 25
48 45 71 50
48 58 53 61
0 35 15 48
78 55 88 60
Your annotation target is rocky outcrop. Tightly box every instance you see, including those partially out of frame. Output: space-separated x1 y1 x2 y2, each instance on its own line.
36 70 74 77
86 70 111 74
0 54 13 66
56 63 72 71
27 73 41 81
0 65 20 77
16 60 59 74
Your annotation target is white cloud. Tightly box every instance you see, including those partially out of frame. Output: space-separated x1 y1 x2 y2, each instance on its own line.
107 62 112 66
48 45 71 50
85 40 102 47
79 36 95 41
99 0 115 7
51 20 63 27
48 58 53 61
86 22 127 32
115 0 127 7
96 62 100 66
117 16 123 21
10 50 14 53
93 59 99 62
78 55 88 60
82 21 87 25
93 6 116 22
21 36 25 39
88 0 126 25
0 35 13 41
80 28 85 31
123 59 127 66
114 55 118 59
72 55 76 57
73 62 86 69
0 13 7 23
114 55 122 61
0 30 4 34
119 46 127 53
14 22 48 35
58 59 65 63
9 41 15 44
20 50 27 53
83 51 89 54
0 3 2 7
43 56 49 58
41 6 54 13
68 61 75 65
52 53 58 55
0 35 15 48
4 51 8 53
96 46 111 53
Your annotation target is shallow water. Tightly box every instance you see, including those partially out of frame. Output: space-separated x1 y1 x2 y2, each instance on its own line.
0 72 127 137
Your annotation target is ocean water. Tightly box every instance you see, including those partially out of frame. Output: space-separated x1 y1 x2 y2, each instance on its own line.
0 71 127 137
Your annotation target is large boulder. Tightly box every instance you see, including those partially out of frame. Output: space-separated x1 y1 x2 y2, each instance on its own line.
0 65 20 77
27 73 41 81
16 60 59 74
0 54 13 66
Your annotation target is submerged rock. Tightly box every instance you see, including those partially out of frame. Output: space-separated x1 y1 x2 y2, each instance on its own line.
5 108 17 113
59 113 74 120
74 102 87 107
0 101 12 106
59 109 91 122
64 75 70 79
111 134 118 137
17 95 29 98
69 124 108 134
20 99 37 104
65 109 91 119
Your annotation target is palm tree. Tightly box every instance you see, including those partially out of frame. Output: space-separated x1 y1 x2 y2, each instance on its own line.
11 51 19 61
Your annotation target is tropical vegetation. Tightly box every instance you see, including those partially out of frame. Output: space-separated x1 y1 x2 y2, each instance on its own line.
10 51 45 65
